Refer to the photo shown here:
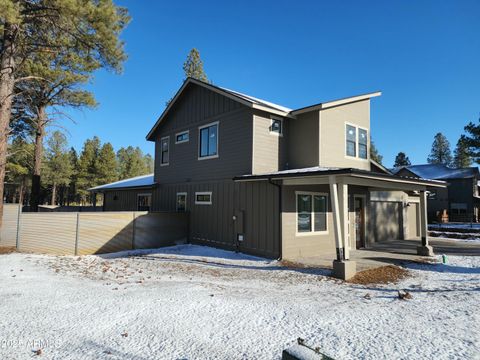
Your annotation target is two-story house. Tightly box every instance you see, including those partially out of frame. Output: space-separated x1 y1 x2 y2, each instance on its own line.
393 164 480 222
91 78 445 279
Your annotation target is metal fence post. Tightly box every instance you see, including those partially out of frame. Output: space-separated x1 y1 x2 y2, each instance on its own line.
74 212 80 256
15 204 22 250
132 212 136 250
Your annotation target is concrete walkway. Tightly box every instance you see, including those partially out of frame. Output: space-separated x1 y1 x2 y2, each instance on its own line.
298 238 480 271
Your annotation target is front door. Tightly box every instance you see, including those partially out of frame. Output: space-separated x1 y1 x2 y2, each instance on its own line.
354 197 365 249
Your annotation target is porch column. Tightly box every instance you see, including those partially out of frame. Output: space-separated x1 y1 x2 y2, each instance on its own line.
417 190 434 256
338 182 350 260
329 176 356 280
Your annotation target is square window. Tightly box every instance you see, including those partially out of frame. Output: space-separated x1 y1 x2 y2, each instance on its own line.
270 118 283 135
297 192 328 234
137 194 152 211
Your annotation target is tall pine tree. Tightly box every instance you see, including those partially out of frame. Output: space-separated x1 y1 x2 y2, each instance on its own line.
97 143 118 185
77 137 101 203
394 152 411 167
427 132 452 165
43 131 73 205
462 116 480 164
370 137 383 164
117 146 150 179
183 48 208 82
453 137 472 168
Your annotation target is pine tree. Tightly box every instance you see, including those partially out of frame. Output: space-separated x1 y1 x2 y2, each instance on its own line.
452 137 472 168
394 152 411 167
77 136 101 203
183 48 208 82
97 143 118 185
117 146 150 179
370 137 383 164
67 148 79 205
42 131 73 205
427 132 452 166
462 117 480 164
0 0 130 220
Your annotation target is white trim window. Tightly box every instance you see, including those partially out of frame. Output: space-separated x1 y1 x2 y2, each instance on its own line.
198 122 219 159
345 123 368 160
296 192 328 234
160 136 170 165
176 192 187 212
195 191 212 205
270 117 283 136
175 130 189 144
137 193 152 211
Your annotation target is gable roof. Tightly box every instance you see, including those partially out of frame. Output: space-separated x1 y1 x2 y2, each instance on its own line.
393 164 479 180
89 173 155 192
146 77 381 141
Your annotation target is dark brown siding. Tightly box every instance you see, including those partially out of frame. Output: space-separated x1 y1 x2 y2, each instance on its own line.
104 188 154 211
153 83 253 184
151 180 280 258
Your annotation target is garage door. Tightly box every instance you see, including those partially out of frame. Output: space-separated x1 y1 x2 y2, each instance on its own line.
370 201 402 242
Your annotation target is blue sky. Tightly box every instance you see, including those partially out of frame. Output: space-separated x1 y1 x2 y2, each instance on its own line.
63 0 480 166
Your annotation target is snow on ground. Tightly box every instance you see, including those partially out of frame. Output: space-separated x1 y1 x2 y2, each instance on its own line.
0 244 479 360
429 231 480 242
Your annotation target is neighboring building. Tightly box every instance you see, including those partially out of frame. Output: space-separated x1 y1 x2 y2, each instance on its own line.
91 78 444 279
393 164 480 222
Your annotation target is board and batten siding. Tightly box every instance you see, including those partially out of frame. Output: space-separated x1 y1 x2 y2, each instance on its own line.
104 188 154 211
252 110 288 174
152 179 280 259
152 83 253 184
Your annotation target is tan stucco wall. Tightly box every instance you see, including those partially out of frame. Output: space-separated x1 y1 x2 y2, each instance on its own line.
319 99 371 170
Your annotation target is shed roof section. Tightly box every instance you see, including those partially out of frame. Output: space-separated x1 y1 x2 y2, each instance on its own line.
234 166 446 188
146 77 381 141
89 174 155 192
392 164 479 180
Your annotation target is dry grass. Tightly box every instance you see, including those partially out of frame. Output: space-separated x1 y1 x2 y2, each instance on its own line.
348 265 410 285
0 246 16 254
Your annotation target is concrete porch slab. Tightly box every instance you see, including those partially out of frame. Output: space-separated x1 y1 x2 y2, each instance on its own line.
294 238 480 271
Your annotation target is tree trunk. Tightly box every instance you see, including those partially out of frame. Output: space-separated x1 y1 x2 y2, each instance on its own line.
0 23 18 227
30 106 47 212
18 178 25 206
51 182 56 206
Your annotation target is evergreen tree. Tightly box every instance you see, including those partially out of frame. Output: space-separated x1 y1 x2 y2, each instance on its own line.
394 152 411 167
97 143 118 185
144 153 154 173
67 147 79 205
77 136 101 203
183 48 208 82
370 137 383 164
427 132 452 165
117 146 150 179
462 116 480 164
6 137 34 204
0 0 130 220
452 137 472 168
43 131 73 205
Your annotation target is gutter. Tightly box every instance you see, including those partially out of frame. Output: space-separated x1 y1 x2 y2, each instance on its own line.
268 178 282 261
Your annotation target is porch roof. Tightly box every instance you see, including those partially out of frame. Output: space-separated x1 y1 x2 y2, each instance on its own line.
233 167 447 189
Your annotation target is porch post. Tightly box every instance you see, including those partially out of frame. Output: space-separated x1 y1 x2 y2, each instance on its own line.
417 190 434 256
338 182 350 260
329 176 356 280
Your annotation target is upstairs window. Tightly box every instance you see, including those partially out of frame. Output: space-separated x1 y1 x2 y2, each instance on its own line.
161 136 169 165
270 117 283 136
175 131 189 144
199 122 218 159
346 125 356 157
359 128 368 159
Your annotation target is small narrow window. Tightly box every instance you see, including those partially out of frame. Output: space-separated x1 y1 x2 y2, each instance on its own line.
161 137 169 165
195 192 212 205
176 192 187 212
175 131 189 144
199 122 218 159
346 125 356 157
270 118 283 135
358 128 368 159
137 194 152 211
297 192 328 234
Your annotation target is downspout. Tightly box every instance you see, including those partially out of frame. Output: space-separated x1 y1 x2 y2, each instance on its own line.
268 178 282 261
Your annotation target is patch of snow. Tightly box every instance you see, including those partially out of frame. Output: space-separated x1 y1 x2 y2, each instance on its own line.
0 245 479 359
